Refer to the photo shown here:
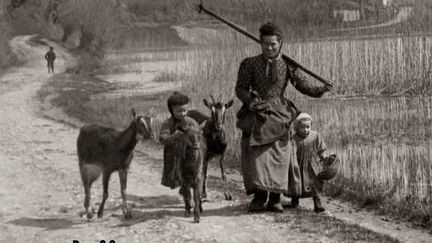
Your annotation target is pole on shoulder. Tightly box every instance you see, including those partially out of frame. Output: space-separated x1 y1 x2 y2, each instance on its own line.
198 1 259 43
196 0 334 87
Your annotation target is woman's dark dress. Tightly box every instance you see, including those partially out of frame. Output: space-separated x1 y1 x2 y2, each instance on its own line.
236 54 326 196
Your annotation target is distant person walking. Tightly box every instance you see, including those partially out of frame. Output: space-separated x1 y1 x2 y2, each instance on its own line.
45 46 56 73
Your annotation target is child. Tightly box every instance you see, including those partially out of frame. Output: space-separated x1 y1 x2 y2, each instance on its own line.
159 92 200 189
290 112 327 213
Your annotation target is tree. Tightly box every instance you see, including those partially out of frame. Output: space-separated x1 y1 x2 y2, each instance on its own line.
55 0 122 55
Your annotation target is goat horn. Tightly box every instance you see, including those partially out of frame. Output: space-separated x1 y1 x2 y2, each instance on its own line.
149 106 155 115
131 108 137 118
210 95 215 104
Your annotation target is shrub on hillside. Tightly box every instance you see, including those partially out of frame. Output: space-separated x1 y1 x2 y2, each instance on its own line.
0 17 15 70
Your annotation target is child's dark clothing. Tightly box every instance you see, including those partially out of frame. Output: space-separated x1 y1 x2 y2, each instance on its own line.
159 116 199 189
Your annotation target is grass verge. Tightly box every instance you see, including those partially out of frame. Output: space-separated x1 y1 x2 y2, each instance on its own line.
274 209 400 242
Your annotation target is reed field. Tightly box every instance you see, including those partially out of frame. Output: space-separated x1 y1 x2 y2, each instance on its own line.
303 96 432 219
83 32 432 224
105 34 432 96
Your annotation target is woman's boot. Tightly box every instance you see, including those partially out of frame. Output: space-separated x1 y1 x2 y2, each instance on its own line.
248 190 268 212
267 192 284 212
288 197 299 208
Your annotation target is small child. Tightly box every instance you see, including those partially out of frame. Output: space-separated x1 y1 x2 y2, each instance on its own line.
290 112 327 213
159 92 200 189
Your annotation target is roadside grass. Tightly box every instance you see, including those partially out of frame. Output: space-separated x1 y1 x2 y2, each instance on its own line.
0 23 23 77
38 74 118 126
0 19 11 72
37 72 171 135
274 210 400 243
325 178 432 229
110 25 187 52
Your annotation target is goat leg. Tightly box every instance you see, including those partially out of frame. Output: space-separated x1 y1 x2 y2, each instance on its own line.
119 169 132 219
219 155 232 200
97 171 111 218
182 184 192 217
193 184 201 223
79 163 100 219
202 158 209 200
82 184 93 219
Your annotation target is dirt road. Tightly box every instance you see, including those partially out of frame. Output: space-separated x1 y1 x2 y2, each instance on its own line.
0 35 431 243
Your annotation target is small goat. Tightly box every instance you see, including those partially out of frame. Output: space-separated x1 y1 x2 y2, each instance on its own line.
77 108 154 219
177 122 207 223
187 96 234 200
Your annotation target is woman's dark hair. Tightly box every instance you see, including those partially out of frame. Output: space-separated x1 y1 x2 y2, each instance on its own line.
259 22 282 41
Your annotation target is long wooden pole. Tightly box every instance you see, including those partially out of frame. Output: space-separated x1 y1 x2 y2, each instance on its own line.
197 1 333 86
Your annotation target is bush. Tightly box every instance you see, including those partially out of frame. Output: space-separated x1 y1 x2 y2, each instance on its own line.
0 16 14 71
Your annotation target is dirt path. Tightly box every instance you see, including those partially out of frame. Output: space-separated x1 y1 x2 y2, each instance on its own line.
1 35 431 243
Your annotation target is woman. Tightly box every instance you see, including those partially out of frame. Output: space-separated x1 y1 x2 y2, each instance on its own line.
235 22 332 212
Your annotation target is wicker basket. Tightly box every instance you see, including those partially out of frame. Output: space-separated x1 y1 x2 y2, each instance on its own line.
317 154 339 180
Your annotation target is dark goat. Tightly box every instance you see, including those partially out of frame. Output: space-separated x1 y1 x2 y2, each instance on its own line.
177 123 207 223
187 96 234 200
77 108 154 219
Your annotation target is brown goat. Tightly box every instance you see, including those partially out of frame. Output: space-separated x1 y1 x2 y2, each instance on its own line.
187 96 234 200
77 108 154 219
177 122 207 223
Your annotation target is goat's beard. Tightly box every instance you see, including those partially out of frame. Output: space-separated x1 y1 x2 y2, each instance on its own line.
190 149 200 162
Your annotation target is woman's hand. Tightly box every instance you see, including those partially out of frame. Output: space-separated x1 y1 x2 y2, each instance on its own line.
249 97 261 109
323 82 334 92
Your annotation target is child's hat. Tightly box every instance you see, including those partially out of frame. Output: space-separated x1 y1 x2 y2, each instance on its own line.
294 112 312 123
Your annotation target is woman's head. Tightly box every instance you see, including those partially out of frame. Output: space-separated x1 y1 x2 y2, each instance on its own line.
167 92 190 120
259 22 282 59
294 113 312 138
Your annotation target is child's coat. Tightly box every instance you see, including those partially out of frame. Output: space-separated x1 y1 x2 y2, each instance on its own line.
159 116 199 189
291 130 327 197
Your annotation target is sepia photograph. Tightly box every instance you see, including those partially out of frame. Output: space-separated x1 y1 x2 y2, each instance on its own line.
0 0 431 242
